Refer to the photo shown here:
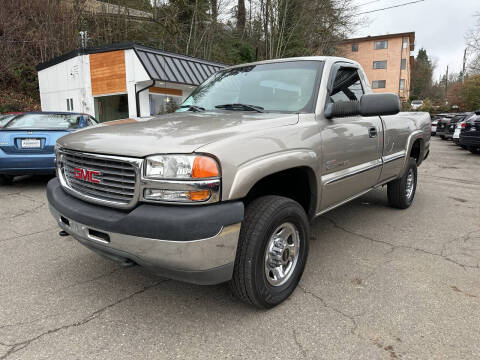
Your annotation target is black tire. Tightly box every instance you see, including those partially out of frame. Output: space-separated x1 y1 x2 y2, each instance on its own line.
469 146 480 154
230 196 310 309
0 175 13 185
440 135 446 140
387 158 417 209
461 145 467 150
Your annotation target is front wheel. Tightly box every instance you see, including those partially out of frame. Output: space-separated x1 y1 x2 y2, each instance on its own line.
230 196 310 309
387 158 417 209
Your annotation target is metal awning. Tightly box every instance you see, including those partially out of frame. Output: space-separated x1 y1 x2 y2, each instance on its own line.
134 46 226 86
36 43 227 85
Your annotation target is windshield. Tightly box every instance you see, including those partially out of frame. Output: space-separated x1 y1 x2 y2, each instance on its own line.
4 113 83 130
179 61 323 113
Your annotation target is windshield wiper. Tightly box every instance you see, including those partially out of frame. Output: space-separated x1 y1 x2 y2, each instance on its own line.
179 105 205 112
215 103 264 113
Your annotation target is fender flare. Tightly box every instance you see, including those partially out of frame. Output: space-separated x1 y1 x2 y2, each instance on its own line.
402 130 424 171
227 149 319 201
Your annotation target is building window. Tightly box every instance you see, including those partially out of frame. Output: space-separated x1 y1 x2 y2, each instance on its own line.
374 40 388 50
372 80 386 89
401 59 407 70
352 44 359 52
399 79 405 90
66 98 73 111
402 37 409 49
149 94 182 115
373 60 387 69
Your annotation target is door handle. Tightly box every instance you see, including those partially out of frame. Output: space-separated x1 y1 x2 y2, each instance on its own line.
369 127 377 138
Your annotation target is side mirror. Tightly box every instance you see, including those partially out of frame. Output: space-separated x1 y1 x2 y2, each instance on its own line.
324 101 360 119
360 93 400 117
325 93 401 119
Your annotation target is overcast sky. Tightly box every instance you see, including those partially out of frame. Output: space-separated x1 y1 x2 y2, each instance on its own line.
350 0 479 80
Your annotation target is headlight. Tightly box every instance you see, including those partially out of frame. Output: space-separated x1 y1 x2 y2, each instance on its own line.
145 154 219 179
143 154 221 204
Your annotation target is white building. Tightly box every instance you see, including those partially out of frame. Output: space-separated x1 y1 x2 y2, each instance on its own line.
36 43 225 122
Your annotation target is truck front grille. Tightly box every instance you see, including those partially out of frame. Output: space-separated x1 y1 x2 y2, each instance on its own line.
57 149 142 209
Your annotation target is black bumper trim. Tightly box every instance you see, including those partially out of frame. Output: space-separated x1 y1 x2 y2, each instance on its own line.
459 136 480 147
47 178 244 241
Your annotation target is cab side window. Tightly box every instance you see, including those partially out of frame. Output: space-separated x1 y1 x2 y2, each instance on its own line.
329 68 364 103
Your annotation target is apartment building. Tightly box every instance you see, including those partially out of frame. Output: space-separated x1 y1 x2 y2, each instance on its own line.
338 32 415 101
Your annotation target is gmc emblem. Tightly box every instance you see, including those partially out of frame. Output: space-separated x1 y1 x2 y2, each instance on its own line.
74 168 101 184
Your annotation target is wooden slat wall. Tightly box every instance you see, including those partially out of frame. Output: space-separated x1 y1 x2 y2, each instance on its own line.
90 50 127 96
149 87 183 96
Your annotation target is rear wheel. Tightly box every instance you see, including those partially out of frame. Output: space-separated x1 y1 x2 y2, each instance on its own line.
387 158 417 209
440 135 446 140
230 196 309 309
0 175 13 185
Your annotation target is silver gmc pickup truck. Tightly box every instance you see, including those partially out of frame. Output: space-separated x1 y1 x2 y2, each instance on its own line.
47 57 430 308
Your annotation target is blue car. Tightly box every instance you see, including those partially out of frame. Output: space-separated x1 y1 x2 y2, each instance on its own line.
0 112 98 184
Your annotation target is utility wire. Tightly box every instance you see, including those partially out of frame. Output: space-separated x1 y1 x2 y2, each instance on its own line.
356 0 382 7
356 0 425 15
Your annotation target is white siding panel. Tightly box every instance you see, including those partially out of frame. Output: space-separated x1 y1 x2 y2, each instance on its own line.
38 55 95 116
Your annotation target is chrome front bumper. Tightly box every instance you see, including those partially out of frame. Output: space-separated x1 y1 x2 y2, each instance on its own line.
49 205 241 285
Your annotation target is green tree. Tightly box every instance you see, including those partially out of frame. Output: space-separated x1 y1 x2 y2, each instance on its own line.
237 0 246 33
417 99 435 114
411 48 434 100
461 75 480 111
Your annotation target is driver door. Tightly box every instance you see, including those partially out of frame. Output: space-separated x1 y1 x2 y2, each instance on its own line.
320 64 383 210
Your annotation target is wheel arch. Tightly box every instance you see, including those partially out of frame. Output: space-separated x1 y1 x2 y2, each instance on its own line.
403 131 425 169
227 150 319 219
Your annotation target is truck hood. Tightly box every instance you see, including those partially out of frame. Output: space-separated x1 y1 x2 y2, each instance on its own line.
57 111 299 157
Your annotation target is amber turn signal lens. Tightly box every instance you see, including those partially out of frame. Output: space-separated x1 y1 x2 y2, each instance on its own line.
192 156 219 178
188 190 211 201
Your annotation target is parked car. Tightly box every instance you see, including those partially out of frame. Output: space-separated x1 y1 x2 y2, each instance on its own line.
46 57 430 308
459 112 480 154
411 100 423 110
0 112 98 184
0 114 21 128
444 113 473 141
437 113 465 140
453 113 476 146
430 113 452 136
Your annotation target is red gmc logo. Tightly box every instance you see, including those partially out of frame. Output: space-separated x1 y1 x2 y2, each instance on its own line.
74 168 101 184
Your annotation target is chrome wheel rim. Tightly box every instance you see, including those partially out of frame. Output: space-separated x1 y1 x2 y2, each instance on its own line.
405 169 415 199
264 222 300 287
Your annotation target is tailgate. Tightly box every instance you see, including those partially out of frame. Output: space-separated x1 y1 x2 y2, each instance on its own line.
0 130 68 155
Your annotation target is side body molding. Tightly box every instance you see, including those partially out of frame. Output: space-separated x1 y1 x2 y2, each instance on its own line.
228 150 319 200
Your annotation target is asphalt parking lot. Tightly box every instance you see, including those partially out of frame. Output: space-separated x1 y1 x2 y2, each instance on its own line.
0 137 479 360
